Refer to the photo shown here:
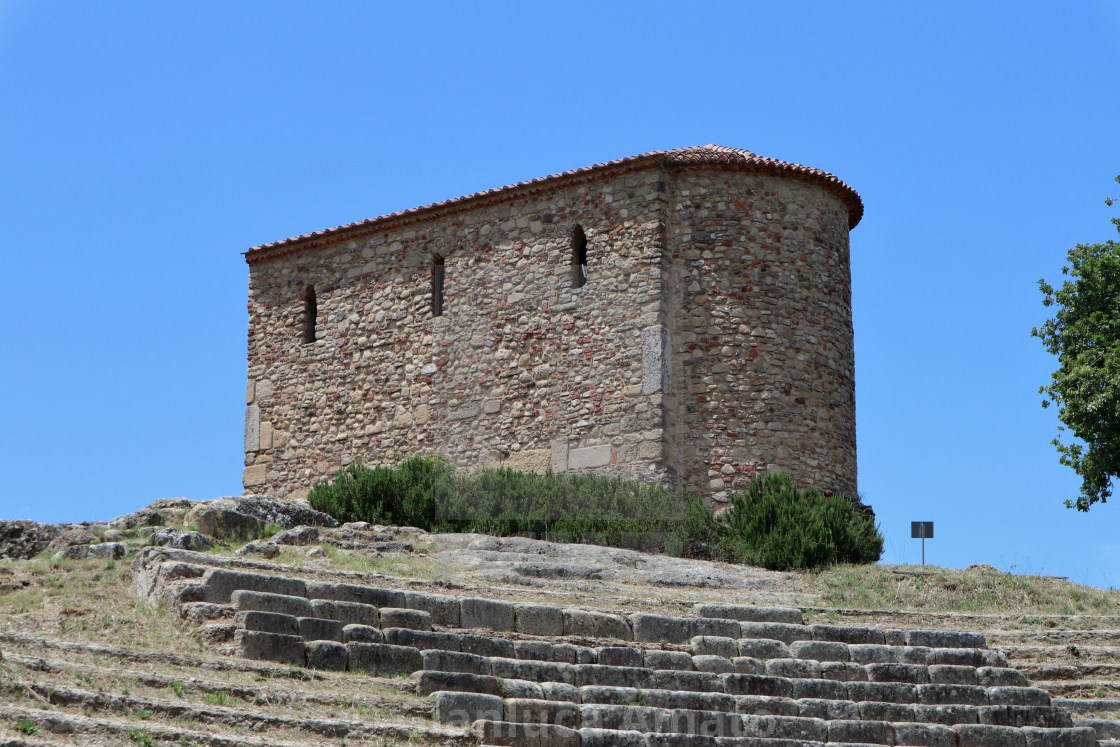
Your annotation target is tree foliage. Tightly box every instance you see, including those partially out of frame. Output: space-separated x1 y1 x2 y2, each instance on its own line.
1032 176 1120 510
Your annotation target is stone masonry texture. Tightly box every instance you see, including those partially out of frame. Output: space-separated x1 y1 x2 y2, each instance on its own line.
243 145 862 508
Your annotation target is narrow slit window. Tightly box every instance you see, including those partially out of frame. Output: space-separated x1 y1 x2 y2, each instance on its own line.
431 255 445 317
302 286 317 343
572 225 588 289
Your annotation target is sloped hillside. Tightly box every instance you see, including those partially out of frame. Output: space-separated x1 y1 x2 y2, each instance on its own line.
2 501 1120 746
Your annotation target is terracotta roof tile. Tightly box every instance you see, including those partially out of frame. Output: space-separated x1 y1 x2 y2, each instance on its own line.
246 145 862 261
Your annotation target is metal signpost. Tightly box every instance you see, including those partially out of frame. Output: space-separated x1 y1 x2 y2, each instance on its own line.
911 521 934 566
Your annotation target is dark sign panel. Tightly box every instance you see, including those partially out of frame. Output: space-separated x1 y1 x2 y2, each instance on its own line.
911 521 934 539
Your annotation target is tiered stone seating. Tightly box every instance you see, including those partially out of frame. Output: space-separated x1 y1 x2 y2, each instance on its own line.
162 562 1101 745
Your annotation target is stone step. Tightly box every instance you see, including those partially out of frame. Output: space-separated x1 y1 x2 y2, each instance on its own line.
163 559 1003 653
1056 697 1120 714
469 716 1096 746
434 689 1076 731
1074 716 1120 739
416 667 1052 716
1018 662 1120 681
131 550 1108 747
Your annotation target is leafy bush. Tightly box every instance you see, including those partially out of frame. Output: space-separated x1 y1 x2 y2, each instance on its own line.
310 458 712 555
308 455 453 529
718 473 883 570
440 468 714 555
308 457 881 569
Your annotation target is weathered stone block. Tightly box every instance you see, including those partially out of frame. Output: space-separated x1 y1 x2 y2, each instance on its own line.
305 581 403 608
740 714 827 741
691 654 734 674
978 666 1030 687
500 678 545 700
515 603 564 636
205 569 307 604
413 670 501 696
953 723 1027 747
798 697 860 720
867 662 929 684
1021 726 1097 747
737 638 791 660
579 727 647 747
809 623 884 645
245 405 260 452
459 597 515 631
846 680 916 703
821 660 867 681
379 607 432 631
541 682 580 703
235 629 303 666
644 649 694 671
988 686 1049 706
568 445 612 470
641 324 671 395
909 629 987 649
691 635 738 659
895 721 958 747
929 646 986 667
630 613 691 643
721 673 793 698
403 591 459 627
790 677 847 700
573 664 654 689
689 617 742 639
828 718 895 745
980 705 1072 728
579 703 668 733
552 643 596 664
491 657 575 684
230 589 313 617
342 624 382 643
651 669 720 693
732 656 764 675
505 698 580 728
432 690 503 726
916 703 981 725
596 646 643 668
304 640 348 670
849 643 898 664
790 639 849 662
693 604 803 625
309 599 379 627
765 657 821 679
738 621 810 645
736 694 800 716
473 720 580 747
563 609 631 640
383 628 460 651
459 634 514 659
298 616 343 642
421 649 491 676
859 700 915 722
235 610 298 636
346 642 422 676
929 663 980 685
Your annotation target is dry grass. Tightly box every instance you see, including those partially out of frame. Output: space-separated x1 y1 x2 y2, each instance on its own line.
805 563 1120 616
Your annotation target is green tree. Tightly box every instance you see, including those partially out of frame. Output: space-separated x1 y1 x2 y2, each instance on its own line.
1033 176 1120 510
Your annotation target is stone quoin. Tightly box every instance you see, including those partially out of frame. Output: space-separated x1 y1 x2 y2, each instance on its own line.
243 145 863 509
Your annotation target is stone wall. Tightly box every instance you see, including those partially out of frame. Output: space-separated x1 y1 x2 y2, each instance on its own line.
662 169 856 504
244 147 860 507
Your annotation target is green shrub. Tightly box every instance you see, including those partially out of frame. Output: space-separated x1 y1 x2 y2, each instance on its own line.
308 456 881 569
441 468 713 554
308 455 453 530
310 458 712 555
718 473 883 570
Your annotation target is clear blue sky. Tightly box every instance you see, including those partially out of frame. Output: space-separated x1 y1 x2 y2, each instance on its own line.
3 1 1119 587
